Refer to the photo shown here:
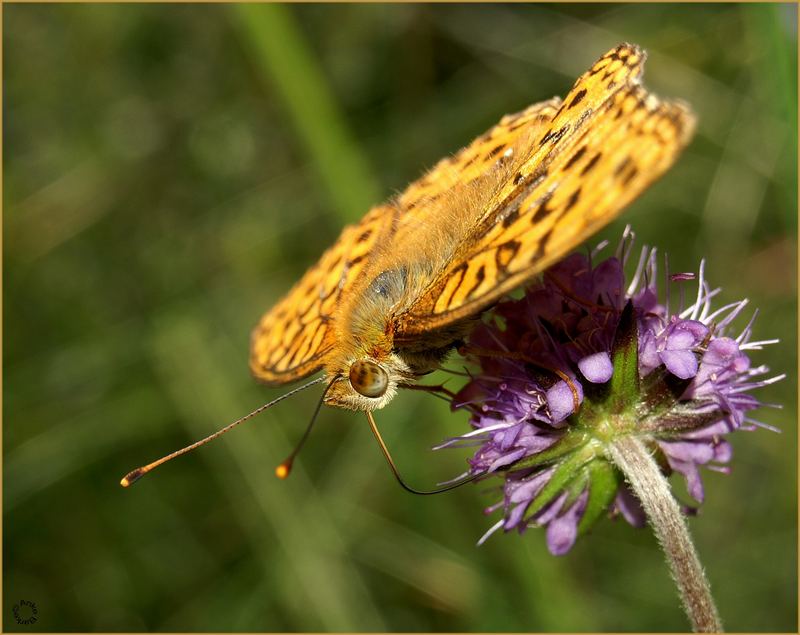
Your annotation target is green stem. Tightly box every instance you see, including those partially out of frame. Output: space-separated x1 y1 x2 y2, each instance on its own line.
608 436 723 633
230 4 381 223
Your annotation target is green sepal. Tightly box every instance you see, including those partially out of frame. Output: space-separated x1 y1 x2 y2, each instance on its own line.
640 366 693 415
510 429 590 471
525 445 595 518
641 401 727 437
577 459 622 535
562 470 590 508
609 300 640 412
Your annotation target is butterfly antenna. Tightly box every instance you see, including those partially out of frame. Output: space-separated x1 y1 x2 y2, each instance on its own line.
365 411 478 495
120 375 328 488
274 376 338 479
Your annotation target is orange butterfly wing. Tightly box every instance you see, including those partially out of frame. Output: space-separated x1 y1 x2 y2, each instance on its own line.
250 101 560 384
397 98 561 213
250 205 391 385
251 44 695 382
397 44 696 336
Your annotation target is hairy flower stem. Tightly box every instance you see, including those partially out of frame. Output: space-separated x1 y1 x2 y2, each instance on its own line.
608 436 723 633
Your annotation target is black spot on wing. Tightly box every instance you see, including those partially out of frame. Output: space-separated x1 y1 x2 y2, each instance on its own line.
530 227 554 262
530 191 555 223
621 165 639 186
581 152 602 175
462 264 486 301
327 254 342 270
564 145 587 170
615 157 632 176
564 188 582 212
495 240 521 273
539 124 569 147
487 143 506 159
588 61 608 77
439 263 468 311
568 88 587 108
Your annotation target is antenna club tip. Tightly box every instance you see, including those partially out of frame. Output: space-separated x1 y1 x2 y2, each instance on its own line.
275 461 292 480
120 468 145 488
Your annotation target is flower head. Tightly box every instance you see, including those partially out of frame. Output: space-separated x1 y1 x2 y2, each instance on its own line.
442 229 783 555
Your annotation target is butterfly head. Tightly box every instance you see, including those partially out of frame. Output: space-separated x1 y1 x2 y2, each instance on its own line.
324 354 413 411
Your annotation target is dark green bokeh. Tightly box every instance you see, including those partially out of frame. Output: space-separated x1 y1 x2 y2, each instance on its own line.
4 4 796 631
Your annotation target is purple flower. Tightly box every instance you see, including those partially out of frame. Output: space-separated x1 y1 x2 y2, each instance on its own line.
443 229 783 555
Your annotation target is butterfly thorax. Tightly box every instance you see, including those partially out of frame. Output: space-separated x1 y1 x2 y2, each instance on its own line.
323 263 471 411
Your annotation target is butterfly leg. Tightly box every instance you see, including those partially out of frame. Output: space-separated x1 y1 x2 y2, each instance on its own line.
401 382 458 400
544 271 617 314
401 381 486 416
457 344 581 414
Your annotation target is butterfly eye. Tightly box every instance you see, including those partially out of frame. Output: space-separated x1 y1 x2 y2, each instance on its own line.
349 360 389 398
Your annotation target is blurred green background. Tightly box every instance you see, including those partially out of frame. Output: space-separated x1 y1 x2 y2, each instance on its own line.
4 4 797 632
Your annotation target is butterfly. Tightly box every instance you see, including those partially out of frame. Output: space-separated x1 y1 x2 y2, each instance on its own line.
250 43 696 416
120 44 696 489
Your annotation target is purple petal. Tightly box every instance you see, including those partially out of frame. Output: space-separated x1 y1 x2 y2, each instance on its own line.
546 380 584 423
545 491 588 555
683 420 734 439
667 328 701 350
659 440 715 464
661 447 706 502
578 352 614 383
487 448 528 472
507 470 551 504
683 462 705 502
592 259 624 304
638 330 661 375
704 337 741 365
504 502 530 529
668 319 709 346
695 338 751 385
660 349 699 379
713 440 733 463
632 286 660 315
614 487 646 528
534 492 567 525
517 431 561 454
